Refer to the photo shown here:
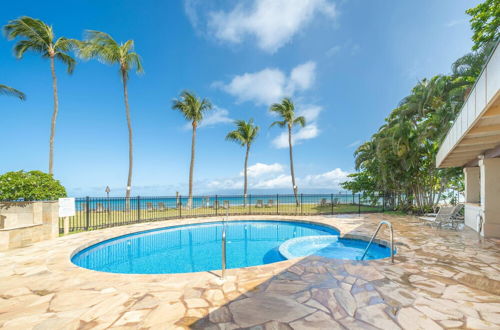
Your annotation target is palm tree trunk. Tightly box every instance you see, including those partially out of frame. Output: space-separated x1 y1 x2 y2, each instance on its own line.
288 124 299 206
188 121 197 208
243 144 250 206
49 56 58 175
122 70 133 206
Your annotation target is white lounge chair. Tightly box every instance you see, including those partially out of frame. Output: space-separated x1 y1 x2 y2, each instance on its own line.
419 204 464 229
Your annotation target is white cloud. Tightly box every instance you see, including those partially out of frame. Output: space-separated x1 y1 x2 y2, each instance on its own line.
183 106 232 129
272 124 320 148
218 68 287 106
326 45 341 57
216 61 316 106
289 61 316 91
301 168 350 188
298 104 323 122
206 166 350 191
445 19 467 28
253 174 292 189
346 140 361 148
207 0 337 53
244 162 284 178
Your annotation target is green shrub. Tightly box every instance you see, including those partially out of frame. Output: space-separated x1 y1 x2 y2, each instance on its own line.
0 170 67 201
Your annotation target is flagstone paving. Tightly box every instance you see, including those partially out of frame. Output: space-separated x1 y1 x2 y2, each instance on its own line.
0 214 499 329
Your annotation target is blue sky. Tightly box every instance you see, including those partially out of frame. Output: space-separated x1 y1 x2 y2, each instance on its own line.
0 0 478 196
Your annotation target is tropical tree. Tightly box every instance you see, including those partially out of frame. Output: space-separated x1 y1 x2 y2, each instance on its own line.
270 97 306 205
466 0 500 50
4 16 76 174
77 30 143 201
172 91 213 207
226 119 259 204
0 84 25 100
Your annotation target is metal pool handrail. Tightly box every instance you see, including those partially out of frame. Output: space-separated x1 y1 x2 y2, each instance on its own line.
221 209 229 279
360 220 394 263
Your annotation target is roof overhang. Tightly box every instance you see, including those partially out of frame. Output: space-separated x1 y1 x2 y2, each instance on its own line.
436 42 500 168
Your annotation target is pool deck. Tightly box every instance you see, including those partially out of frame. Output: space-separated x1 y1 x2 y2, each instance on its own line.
0 214 499 329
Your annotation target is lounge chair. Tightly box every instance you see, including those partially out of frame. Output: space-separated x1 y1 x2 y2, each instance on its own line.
158 202 167 211
212 201 219 209
319 198 328 207
255 200 264 208
146 202 154 211
95 203 105 212
223 200 230 209
333 198 339 206
266 199 274 208
419 204 464 229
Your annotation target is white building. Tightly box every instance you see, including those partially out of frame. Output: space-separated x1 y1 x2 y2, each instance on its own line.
436 41 500 237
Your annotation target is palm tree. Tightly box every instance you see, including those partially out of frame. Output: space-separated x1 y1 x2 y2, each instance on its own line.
0 84 25 100
270 97 306 205
4 16 76 174
226 119 259 204
77 30 143 201
172 91 212 208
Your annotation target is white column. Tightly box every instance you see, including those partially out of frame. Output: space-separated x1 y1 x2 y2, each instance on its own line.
479 158 500 238
463 167 480 203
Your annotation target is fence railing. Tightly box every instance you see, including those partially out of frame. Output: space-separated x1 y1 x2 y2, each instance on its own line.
59 193 389 234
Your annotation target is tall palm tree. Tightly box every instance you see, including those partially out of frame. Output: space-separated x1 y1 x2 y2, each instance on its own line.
270 97 306 205
0 84 25 100
226 119 259 204
77 30 143 200
172 91 212 208
4 16 76 174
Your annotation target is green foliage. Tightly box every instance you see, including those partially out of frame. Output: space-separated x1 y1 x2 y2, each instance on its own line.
343 45 491 212
270 98 306 129
172 91 213 124
76 30 143 79
226 119 259 147
466 0 500 50
0 170 67 201
3 16 77 73
0 83 25 100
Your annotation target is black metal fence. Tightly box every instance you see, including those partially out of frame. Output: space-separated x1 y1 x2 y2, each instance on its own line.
59 193 389 234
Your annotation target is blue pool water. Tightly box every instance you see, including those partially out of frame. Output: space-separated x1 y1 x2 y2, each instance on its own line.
279 235 393 261
71 220 391 274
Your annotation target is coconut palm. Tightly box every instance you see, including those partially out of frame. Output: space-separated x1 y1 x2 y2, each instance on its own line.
4 16 76 174
172 91 212 208
226 119 259 204
0 84 25 100
77 30 143 200
270 98 306 205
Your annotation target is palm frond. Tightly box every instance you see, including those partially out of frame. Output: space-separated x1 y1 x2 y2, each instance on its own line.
270 120 287 128
293 116 306 127
0 84 26 100
55 52 76 74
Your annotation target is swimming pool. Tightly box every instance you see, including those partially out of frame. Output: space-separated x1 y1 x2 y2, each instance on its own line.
71 220 390 274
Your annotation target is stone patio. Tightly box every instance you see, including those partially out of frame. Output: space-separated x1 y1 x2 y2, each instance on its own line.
0 214 499 329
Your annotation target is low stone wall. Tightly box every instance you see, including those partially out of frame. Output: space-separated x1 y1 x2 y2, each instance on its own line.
0 201 59 250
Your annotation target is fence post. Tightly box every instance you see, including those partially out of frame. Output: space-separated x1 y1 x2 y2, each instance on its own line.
358 194 361 215
179 195 182 218
331 193 334 215
276 194 279 215
300 194 303 215
215 195 218 216
249 194 252 214
137 196 141 222
85 196 90 230
352 193 355 204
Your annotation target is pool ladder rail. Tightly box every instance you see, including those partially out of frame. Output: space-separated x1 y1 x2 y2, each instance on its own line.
221 209 229 280
360 220 394 263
